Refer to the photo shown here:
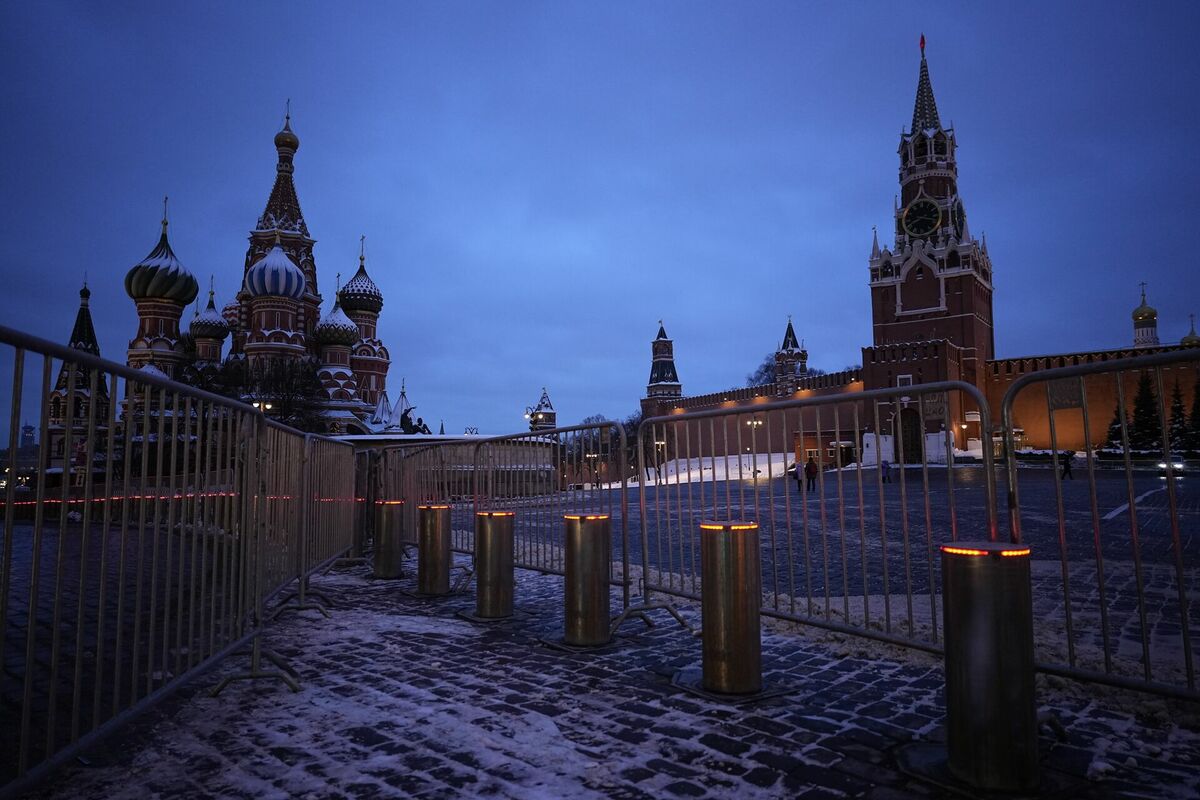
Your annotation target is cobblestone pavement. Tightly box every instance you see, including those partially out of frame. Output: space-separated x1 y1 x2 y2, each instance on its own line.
20 555 1200 800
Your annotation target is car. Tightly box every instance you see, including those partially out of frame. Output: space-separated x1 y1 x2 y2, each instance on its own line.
1158 458 1187 479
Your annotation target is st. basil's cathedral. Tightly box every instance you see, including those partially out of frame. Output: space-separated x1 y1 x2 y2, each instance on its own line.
112 113 401 435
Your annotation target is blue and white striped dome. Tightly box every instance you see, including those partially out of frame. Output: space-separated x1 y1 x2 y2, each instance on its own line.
246 244 306 300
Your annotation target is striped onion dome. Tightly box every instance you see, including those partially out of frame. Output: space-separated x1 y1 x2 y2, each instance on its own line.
338 253 383 314
190 288 230 340
125 218 199 304
314 299 360 347
246 243 306 300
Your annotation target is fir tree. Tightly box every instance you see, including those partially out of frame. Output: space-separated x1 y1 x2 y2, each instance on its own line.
1167 380 1188 452
1104 398 1130 451
1128 371 1162 451
1187 378 1200 453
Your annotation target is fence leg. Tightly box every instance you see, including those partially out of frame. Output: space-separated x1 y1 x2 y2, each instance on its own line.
210 634 300 696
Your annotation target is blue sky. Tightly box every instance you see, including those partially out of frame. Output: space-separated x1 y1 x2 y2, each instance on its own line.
1 2 1197 438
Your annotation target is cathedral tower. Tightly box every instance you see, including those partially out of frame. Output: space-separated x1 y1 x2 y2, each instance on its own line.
239 111 322 355
189 281 230 364
338 240 390 407
124 203 200 378
242 237 308 365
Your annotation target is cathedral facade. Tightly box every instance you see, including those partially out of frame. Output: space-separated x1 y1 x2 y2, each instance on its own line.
640 42 1199 455
116 115 398 434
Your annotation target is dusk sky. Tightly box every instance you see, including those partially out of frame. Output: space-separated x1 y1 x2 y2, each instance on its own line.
2 2 1198 438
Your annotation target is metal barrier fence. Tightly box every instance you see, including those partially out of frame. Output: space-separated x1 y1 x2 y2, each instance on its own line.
377 422 631 605
0 324 356 792
1001 347 1200 700
636 382 998 653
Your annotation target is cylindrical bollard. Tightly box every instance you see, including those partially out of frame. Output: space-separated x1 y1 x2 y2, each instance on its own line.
700 521 761 694
372 500 405 578
563 514 612 646
417 504 452 595
475 511 515 618
941 543 1038 792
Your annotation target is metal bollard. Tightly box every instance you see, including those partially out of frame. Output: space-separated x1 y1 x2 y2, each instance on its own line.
563 514 612 646
372 500 405 578
475 511 515 618
417 504 452 595
941 543 1038 792
700 521 761 694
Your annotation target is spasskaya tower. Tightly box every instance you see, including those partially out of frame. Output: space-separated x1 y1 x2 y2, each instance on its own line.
863 37 995 393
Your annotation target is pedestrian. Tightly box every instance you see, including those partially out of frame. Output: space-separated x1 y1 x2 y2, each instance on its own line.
1061 451 1074 480
881 458 891 483
804 457 819 492
792 462 803 493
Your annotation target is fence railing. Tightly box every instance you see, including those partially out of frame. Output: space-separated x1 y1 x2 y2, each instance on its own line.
377 421 631 605
635 381 998 653
1001 347 1200 699
0 324 356 793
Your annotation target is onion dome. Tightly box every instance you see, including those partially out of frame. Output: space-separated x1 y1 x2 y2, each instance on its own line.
1183 315 1200 347
246 242 306 300
1132 285 1157 322
191 285 230 340
313 299 360 347
274 111 299 153
125 205 199 304
339 246 383 314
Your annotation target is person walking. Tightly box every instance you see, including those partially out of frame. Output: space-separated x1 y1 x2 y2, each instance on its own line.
804 457 819 492
1061 451 1074 480
880 458 891 483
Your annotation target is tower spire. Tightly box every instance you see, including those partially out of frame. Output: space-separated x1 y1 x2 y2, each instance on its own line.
911 36 942 132
161 195 169 235
870 225 881 259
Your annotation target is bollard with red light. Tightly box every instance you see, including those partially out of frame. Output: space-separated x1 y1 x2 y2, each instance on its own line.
475 511 515 618
700 521 762 694
941 542 1039 792
373 499 405 579
417 504 453 595
563 514 612 646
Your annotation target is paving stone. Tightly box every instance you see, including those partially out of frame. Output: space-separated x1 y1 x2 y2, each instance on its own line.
19 563 1200 800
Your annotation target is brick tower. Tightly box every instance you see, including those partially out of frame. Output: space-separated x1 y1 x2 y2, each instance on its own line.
863 37 995 395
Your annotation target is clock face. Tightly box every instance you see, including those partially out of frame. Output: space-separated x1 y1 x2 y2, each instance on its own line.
903 198 941 238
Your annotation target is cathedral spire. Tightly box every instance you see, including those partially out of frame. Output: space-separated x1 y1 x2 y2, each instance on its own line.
870 225 881 259
69 281 100 356
258 109 308 235
911 35 942 132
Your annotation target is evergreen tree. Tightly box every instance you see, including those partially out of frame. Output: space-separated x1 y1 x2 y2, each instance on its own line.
1103 398 1130 451
1128 371 1162 451
1187 378 1200 453
1167 381 1188 452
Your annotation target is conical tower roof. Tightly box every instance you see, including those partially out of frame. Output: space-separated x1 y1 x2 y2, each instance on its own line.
780 317 801 352
256 106 308 236
69 283 100 356
911 36 942 132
